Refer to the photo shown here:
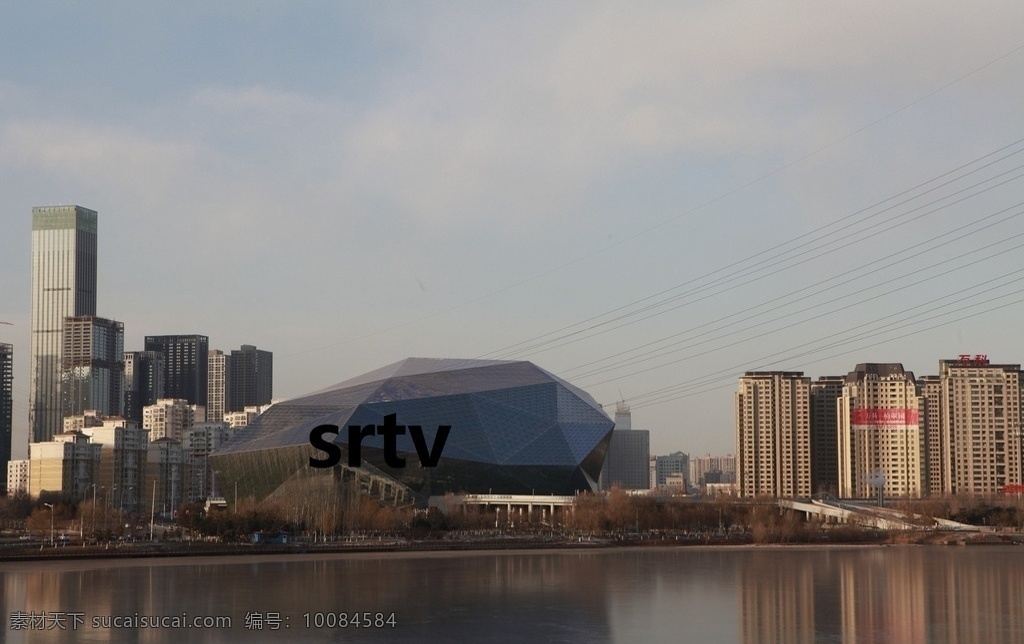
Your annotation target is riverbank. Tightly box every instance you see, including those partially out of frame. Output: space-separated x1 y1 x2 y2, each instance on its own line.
3 527 1021 563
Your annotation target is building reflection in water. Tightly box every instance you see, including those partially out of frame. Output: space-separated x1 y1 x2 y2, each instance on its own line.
738 547 1024 644
2 546 1024 642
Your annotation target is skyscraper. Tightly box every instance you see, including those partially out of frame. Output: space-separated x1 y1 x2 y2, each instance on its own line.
144 335 209 412
61 316 124 420
227 344 272 412
0 343 12 492
207 349 230 423
30 206 98 443
123 350 165 423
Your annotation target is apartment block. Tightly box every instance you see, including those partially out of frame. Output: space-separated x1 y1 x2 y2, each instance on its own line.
28 431 101 500
837 364 924 499
146 437 185 517
938 356 1022 495
736 371 811 498
810 375 844 495
82 419 148 512
143 398 198 441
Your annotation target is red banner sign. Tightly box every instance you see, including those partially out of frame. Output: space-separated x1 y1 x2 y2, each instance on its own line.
851 408 919 428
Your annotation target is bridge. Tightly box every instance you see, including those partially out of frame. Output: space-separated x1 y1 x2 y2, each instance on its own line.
778 498 981 531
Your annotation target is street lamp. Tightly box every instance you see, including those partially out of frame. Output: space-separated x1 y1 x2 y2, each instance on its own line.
119 486 135 537
43 503 54 545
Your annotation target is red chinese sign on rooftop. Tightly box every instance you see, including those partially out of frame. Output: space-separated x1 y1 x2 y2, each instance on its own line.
958 354 989 366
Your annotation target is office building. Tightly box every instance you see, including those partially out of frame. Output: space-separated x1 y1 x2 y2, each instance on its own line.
123 351 165 423
143 335 208 411
736 371 811 498
227 344 272 412
837 363 924 499
30 205 98 442
654 452 689 490
600 403 651 490
61 316 124 420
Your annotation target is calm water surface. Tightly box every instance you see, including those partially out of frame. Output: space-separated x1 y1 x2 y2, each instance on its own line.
2 545 1023 643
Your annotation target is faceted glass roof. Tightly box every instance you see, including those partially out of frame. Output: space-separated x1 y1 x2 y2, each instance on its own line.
212 358 614 498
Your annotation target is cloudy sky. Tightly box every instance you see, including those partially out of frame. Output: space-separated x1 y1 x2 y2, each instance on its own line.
3 2 1024 458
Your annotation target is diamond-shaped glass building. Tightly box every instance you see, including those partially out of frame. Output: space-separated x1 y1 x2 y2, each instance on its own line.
210 358 614 506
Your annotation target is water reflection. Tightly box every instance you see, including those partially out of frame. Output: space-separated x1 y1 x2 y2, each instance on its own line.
737 547 1024 644
2 546 1023 642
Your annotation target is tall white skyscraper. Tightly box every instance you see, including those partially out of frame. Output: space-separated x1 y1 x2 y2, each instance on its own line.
30 206 98 443
207 349 230 424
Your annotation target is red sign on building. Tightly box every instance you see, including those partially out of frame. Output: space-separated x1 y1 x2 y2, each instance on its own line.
958 354 989 366
851 408 919 428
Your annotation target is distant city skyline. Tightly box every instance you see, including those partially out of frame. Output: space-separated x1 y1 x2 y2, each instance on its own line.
3 4 1024 460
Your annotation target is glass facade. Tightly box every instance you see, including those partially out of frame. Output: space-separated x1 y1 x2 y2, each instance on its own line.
144 335 209 408
60 316 124 420
211 358 615 506
30 206 98 443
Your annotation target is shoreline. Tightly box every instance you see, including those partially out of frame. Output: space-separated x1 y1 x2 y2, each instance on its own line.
1 530 1015 567
0 542 943 572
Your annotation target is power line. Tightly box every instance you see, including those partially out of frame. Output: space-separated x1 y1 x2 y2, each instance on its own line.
493 158 1024 360
564 203 1024 379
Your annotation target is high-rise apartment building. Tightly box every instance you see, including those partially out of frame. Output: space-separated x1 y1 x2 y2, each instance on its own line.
123 351 165 423
30 205 98 442
837 363 924 499
938 356 1022 495
810 375 844 495
144 335 208 413
227 344 272 412
0 343 12 492
736 371 811 498
61 316 124 420
918 374 945 496
207 349 230 423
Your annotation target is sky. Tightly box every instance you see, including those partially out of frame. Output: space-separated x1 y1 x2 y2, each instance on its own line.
3 2 1024 459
